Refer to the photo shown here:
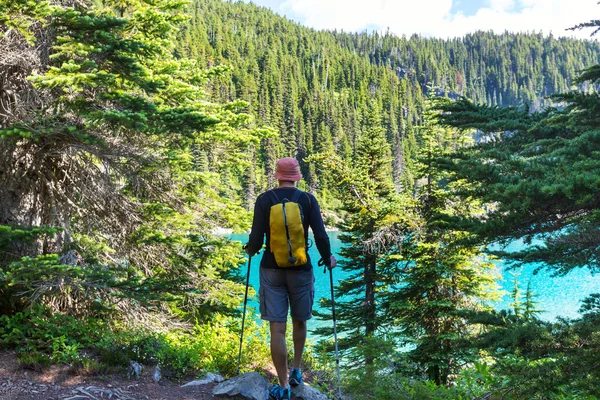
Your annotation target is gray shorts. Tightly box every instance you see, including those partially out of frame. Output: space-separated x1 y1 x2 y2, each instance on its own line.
259 268 315 322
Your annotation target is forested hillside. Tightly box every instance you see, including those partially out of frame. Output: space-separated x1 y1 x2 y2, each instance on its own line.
177 0 600 208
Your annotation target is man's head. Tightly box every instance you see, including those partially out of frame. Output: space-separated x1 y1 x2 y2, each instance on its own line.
274 157 302 183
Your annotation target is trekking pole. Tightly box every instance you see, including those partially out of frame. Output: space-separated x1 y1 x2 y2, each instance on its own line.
320 258 343 399
237 254 252 375
329 267 343 400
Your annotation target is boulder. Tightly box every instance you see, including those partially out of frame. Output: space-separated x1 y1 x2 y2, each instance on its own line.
152 366 162 383
291 383 328 400
182 372 225 387
213 372 268 400
127 361 143 379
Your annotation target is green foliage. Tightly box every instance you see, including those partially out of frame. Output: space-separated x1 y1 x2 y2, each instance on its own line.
342 348 481 400
0 225 61 259
0 0 268 386
311 101 416 375
0 0 52 43
1 251 197 316
389 95 500 386
0 307 106 371
0 225 62 313
466 302 600 398
0 306 271 377
97 319 271 377
364 377 467 400
435 80 600 276
0 0 261 325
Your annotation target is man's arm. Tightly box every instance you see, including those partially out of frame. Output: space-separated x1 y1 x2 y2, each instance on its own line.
246 195 266 256
308 194 336 267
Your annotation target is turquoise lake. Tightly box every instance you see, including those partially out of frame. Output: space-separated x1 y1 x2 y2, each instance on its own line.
229 232 600 324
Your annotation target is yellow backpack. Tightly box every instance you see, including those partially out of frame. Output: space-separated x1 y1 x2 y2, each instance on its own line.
268 190 308 267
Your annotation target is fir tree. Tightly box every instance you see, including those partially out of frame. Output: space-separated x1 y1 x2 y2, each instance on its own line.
0 0 262 321
312 101 414 373
429 18 600 397
435 51 600 276
390 96 499 386
509 271 523 319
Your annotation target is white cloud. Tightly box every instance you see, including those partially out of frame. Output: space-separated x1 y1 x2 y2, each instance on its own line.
278 0 600 39
489 0 515 12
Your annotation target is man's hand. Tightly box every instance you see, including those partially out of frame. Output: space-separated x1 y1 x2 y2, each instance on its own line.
328 255 337 269
243 243 251 255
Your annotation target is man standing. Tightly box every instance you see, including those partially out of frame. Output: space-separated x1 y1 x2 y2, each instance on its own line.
245 157 336 400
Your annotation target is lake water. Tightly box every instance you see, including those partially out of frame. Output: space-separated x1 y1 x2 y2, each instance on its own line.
229 232 600 323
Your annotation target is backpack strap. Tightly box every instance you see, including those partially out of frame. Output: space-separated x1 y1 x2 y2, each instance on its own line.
290 189 303 203
294 190 312 208
304 192 312 208
268 190 281 204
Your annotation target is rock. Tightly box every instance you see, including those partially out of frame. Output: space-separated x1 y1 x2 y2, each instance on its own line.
152 365 162 383
291 383 328 400
213 372 268 400
181 372 225 387
127 361 143 379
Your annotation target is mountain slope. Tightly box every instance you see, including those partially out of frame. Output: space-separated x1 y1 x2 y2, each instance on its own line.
177 0 600 205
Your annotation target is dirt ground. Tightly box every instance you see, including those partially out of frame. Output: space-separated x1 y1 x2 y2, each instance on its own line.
0 351 218 400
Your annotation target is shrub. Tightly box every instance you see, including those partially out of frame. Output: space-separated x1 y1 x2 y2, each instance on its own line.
0 306 271 378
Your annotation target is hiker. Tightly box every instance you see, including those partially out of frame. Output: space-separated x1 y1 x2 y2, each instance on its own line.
245 157 336 400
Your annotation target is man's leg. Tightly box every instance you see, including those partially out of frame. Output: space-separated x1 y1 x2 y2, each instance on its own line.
291 318 307 369
260 268 290 389
288 269 314 381
270 321 289 388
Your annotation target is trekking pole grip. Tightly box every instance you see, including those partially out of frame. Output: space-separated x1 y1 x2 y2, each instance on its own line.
318 257 327 274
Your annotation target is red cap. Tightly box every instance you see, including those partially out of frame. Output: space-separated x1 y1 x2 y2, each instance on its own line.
274 157 302 182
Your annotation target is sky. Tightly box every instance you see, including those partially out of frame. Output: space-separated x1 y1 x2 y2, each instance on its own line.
240 0 599 39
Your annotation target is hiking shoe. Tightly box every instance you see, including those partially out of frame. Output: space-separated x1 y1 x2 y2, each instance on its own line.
269 384 291 400
289 368 303 386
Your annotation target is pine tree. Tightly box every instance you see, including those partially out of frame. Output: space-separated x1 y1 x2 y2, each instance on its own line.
435 56 600 276
523 281 542 321
428 19 600 396
390 95 499 386
0 0 261 320
312 101 413 373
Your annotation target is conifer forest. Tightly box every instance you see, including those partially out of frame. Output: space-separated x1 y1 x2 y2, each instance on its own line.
2 0 600 398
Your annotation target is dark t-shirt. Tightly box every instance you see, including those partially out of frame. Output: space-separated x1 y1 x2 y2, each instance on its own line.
246 187 332 270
